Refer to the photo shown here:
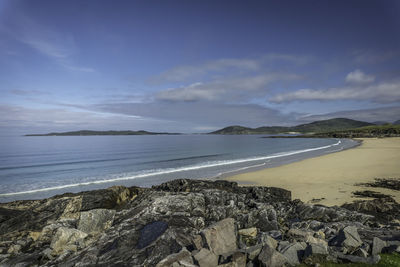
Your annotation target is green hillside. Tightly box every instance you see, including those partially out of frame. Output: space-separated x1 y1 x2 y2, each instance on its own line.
210 118 374 134
311 124 400 138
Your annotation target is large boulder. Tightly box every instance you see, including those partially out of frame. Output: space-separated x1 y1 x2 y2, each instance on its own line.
372 237 386 255
77 209 116 234
156 248 194 267
218 251 246 267
280 242 305 265
329 226 363 253
50 227 88 255
201 218 237 255
193 248 218 267
258 244 287 267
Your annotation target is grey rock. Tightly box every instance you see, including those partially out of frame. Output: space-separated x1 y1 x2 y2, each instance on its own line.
286 228 312 241
258 244 287 267
201 218 237 256
304 243 328 257
218 251 246 267
262 235 278 250
276 241 290 252
371 237 386 255
353 248 368 258
1 178 400 267
50 227 88 255
156 248 194 267
240 244 263 260
77 209 116 234
238 227 257 238
136 221 168 249
280 242 305 265
191 235 203 250
329 226 363 253
193 248 218 267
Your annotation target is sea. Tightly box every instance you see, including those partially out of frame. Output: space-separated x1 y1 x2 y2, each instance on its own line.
0 135 359 202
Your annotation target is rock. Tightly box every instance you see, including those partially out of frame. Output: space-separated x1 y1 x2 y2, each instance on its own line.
314 230 325 239
239 227 258 247
286 228 312 241
191 235 203 250
333 251 381 264
280 242 305 265
371 237 386 255
276 241 290 252
286 228 328 248
353 248 368 258
241 244 263 260
258 244 287 267
304 243 328 257
201 218 237 255
136 221 168 249
50 227 88 255
77 209 116 234
253 207 278 231
193 248 218 267
218 251 246 267
302 243 329 265
329 226 363 253
238 227 257 238
0 178 400 267
342 197 400 224
261 235 278 250
156 248 194 267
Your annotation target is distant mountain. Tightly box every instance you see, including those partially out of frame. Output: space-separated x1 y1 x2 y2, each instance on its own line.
209 125 288 135
393 120 400 125
25 130 180 136
209 118 374 134
292 118 374 133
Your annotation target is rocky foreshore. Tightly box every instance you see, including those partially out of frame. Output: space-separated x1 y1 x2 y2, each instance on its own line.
0 179 399 266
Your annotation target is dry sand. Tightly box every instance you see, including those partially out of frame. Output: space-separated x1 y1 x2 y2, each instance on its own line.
226 137 400 206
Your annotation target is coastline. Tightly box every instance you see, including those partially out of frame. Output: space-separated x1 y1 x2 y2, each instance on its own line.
225 137 400 206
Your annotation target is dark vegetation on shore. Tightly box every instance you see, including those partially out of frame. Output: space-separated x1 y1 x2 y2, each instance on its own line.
0 179 399 266
263 124 400 139
301 124 400 138
25 130 181 136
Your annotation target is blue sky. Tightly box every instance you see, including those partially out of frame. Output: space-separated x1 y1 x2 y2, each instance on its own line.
1 0 400 134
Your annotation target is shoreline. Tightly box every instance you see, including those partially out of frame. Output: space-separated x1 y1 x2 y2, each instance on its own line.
212 138 360 180
225 137 400 206
0 137 356 203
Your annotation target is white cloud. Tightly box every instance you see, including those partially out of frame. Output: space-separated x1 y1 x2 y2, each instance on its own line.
90 101 296 128
345 69 375 84
353 50 400 64
157 82 218 102
150 53 310 83
270 80 400 103
151 58 260 83
0 13 94 73
156 73 302 102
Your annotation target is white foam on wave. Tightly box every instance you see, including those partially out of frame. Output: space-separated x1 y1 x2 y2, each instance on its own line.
0 140 342 197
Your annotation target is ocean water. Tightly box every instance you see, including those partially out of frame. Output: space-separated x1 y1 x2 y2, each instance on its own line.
0 135 358 202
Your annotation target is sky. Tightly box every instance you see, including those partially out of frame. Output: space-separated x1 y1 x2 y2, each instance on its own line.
1 0 400 134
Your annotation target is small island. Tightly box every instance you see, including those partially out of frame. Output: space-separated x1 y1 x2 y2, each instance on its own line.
25 130 181 136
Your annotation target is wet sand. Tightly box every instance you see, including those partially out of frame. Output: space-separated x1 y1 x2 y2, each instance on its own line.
226 138 400 206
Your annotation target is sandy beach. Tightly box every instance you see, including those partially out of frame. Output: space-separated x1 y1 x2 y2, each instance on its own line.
226 137 400 206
